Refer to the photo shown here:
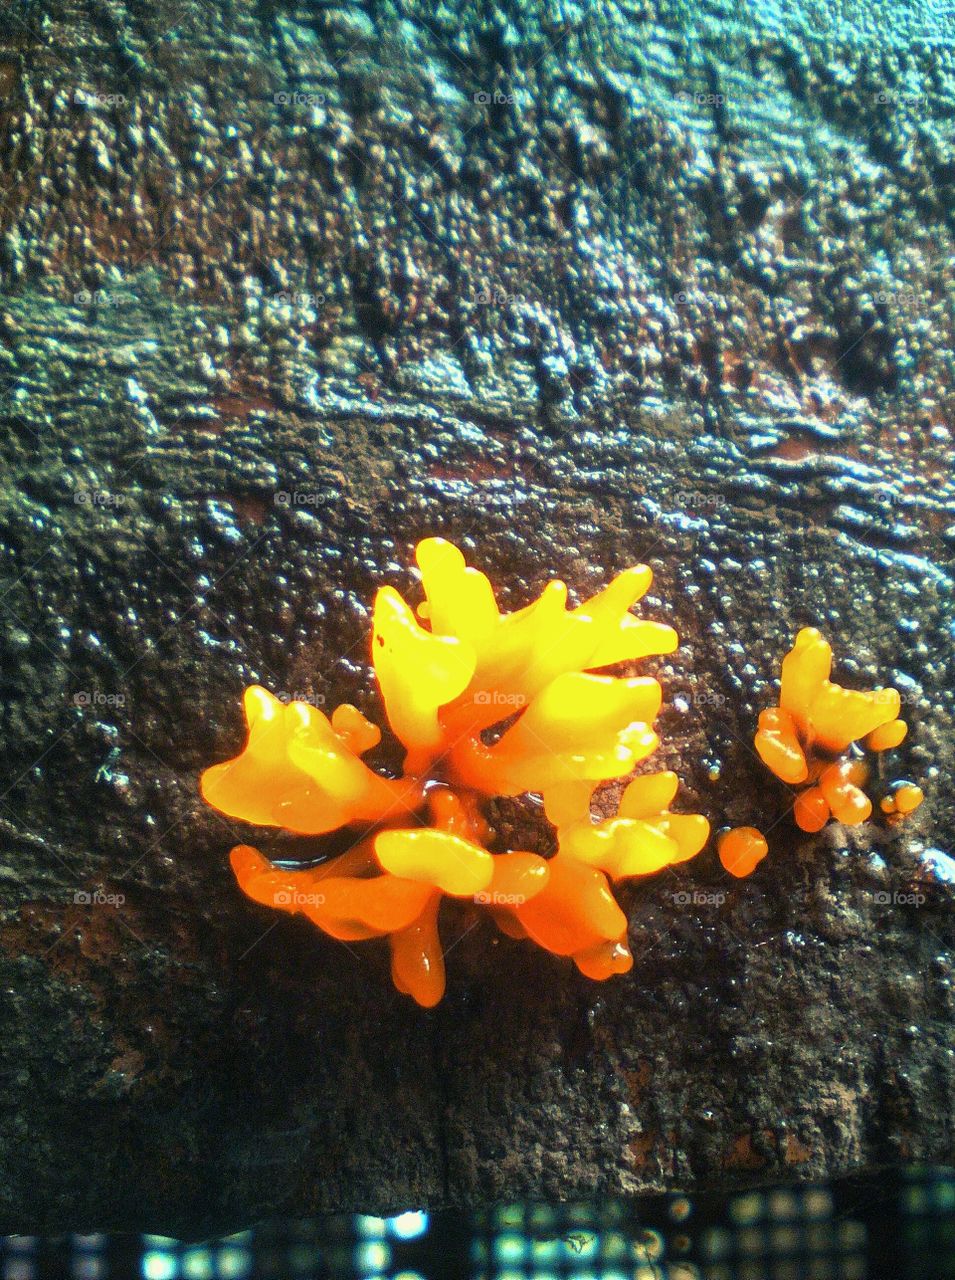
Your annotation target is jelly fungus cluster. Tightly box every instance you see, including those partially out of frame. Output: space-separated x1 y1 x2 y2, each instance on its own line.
200 538 709 1006
753 627 924 835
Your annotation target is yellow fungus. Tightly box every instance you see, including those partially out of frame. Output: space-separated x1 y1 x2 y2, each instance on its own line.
541 780 595 828
201 687 419 835
202 538 709 1005
374 829 494 896
779 627 900 752
752 628 924 850
618 771 680 819
448 672 661 794
559 816 680 880
330 702 382 754
754 706 809 785
895 784 924 815
866 718 908 751
658 813 711 861
372 586 475 771
483 851 551 903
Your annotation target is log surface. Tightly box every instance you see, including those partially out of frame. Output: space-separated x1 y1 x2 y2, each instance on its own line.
0 0 953 1236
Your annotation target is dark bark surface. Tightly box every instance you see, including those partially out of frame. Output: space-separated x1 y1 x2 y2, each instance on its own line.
0 0 953 1237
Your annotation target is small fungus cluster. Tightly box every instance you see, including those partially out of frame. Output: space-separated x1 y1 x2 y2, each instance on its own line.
201 538 709 1006
753 627 923 834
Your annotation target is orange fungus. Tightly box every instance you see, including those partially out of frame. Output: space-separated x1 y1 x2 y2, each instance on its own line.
200 538 710 1005
717 827 769 878
880 782 925 818
753 627 924 844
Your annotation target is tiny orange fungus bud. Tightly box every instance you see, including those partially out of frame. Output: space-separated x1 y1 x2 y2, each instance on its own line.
718 827 769 878
866 718 908 751
793 787 830 833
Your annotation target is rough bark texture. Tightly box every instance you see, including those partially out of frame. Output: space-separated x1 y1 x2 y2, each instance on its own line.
0 0 954 1238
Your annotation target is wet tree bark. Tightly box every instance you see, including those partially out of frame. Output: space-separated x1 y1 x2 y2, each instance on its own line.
0 0 953 1237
